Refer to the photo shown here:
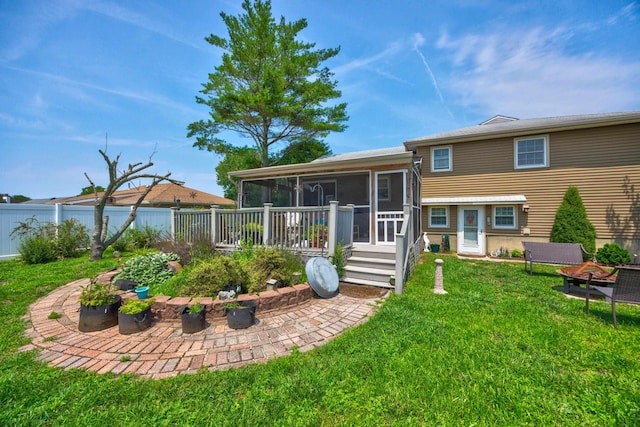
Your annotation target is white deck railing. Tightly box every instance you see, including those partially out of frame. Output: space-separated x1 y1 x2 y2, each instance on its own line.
172 201 354 257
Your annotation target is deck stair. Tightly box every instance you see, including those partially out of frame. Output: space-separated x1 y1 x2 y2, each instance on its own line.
342 245 396 288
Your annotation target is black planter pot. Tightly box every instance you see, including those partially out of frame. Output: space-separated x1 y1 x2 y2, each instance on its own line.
180 305 207 334
78 295 122 332
118 307 152 335
113 279 137 291
225 301 257 329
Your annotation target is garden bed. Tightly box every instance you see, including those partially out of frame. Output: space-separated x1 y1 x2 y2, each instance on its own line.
99 270 316 322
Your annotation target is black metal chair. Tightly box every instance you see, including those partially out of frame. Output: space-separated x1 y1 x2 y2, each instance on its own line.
585 266 640 329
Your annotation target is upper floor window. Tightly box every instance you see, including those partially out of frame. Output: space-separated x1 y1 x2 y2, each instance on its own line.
514 136 548 169
493 206 516 229
431 146 452 172
429 206 449 228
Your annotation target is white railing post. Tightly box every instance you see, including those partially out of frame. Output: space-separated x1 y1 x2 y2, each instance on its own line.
170 207 178 241
211 205 219 245
395 232 405 295
263 203 272 245
328 200 339 257
55 203 63 226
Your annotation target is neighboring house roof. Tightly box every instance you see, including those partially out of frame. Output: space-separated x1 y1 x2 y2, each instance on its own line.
228 146 414 179
56 183 234 207
404 110 640 147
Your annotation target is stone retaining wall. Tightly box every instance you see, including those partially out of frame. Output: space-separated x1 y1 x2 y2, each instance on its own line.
98 271 317 322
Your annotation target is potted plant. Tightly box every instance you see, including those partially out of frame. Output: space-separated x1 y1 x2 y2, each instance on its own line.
78 277 121 332
306 224 328 248
242 222 263 244
118 298 154 334
179 302 207 334
224 301 256 329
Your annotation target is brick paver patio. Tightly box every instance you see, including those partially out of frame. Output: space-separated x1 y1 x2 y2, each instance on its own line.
18 278 385 379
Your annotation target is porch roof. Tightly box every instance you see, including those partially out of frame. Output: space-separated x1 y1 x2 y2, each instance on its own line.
228 146 414 180
422 195 527 205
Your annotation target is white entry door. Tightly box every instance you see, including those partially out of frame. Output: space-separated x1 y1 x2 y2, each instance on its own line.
457 206 485 255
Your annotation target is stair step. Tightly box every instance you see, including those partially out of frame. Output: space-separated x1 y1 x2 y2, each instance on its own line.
340 277 394 288
344 264 394 276
348 256 395 266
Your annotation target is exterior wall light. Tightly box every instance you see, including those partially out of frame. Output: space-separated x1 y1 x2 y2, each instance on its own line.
522 204 530 213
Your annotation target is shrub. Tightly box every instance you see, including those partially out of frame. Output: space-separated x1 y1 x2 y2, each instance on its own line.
11 216 88 263
17 235 55 264
181 256 248 297
53 219 89 258
116 252 181 288
550 186 596 258
330 243 346 277
596 243 631 266
510 248 522 258
118 298 154 314
125 225 163 250
247 247 303 293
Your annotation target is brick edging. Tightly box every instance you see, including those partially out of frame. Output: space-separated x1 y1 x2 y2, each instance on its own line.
97 271 316 322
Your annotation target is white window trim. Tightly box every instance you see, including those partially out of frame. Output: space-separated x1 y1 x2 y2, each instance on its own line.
431 145 452 172
514 135 549 169
429 206 449 228
377 175 391 201
493 205 517 229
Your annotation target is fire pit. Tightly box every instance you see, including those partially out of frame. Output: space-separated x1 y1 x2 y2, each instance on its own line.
557 262 616 293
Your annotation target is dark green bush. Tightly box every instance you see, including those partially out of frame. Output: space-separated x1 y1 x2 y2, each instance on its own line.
550 186 596 258
247 247 303 293
181 256 248 297
596 243 631 266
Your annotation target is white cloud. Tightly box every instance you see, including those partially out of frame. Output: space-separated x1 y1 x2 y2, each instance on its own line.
436 25 640 117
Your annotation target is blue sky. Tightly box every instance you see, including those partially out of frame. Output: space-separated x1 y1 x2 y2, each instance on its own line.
1 0 639 200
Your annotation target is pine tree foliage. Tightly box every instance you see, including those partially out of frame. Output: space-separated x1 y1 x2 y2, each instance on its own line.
188 0 347 172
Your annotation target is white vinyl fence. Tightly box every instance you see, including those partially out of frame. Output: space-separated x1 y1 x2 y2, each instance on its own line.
0 204 171 260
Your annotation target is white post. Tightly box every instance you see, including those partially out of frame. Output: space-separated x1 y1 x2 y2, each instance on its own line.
434 258 447 294
263 203 272 245
211 205 219 245
327 200 339 257
55 203 63 226
170 207 178 241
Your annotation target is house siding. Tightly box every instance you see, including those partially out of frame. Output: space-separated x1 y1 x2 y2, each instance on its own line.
417 122 640 255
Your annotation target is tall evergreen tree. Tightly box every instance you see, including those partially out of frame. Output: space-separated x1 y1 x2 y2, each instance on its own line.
188 0 347 201
550 186 597 256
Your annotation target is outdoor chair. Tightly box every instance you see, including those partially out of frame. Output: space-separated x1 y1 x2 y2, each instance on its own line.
585 266 640 329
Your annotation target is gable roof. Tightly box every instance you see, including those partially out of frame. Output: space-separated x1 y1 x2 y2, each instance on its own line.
404 111 640 148
57 183 234 207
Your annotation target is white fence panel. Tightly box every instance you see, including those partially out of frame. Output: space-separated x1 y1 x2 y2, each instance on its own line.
0 204 171 260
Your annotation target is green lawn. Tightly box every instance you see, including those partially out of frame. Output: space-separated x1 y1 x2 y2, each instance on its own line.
1 253 639 426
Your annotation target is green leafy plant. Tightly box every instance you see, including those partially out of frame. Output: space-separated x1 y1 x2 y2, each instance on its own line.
551 186 596 257
510 249 522 258
330 242 346 277
118 298 154 315
247 247 303 293
53 219 89 259
596 243 631 265
181 256 248 297
119 355 131 362
78 277 117 306
48 312 62 320
116 252 181 288
188 301 202 314
17 235 56 264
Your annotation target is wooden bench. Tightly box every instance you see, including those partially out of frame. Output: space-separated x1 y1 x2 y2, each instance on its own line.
522 241 594 275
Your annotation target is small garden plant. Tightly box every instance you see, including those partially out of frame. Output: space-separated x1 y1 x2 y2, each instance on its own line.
78 277 117 306
116 252 181 288
596 243 631 265
119 298 154 315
